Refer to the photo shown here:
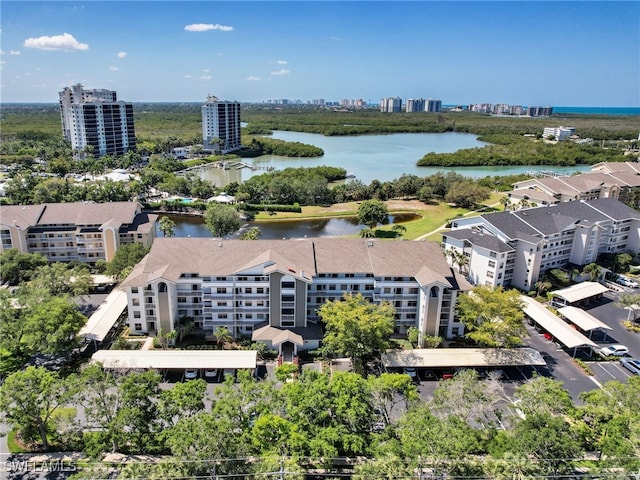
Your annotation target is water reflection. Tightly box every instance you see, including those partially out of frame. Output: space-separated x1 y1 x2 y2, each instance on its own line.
156 213 418 239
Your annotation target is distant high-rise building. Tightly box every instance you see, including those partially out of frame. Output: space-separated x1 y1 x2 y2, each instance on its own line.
426 98 442 113
201 95 242 154
528 106 553 117
406 98 426 113
59 84 136 158
380 97 402 113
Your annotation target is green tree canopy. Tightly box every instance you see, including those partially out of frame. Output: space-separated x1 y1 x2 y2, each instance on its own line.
158 215 176 237
456 286 526 347
22 295 87 354
0 366 73 451
444 180 491 208
357 199 389 228
105 242 150 281
30 262 92 297
318 292 395 368
204 203 242 237
0 249 48 285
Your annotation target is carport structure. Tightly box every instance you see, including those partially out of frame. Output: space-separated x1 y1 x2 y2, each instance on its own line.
557 305 612 340
550 282 609 308
91 350 257 376
79 288 128 350
381 347 546 370
520 296 597 357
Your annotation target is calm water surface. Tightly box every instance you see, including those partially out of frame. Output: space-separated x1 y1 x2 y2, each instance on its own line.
196 130 590 186
158 213 418 239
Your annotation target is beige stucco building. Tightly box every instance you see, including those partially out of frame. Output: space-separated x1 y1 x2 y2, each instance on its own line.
121 238 471 355
0 201 157 263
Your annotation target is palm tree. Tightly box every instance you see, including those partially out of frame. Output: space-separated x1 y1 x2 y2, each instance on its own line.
499 196 510 211
391 224 406 238
213 326 233 349
456 251 470 275
582 262 602 282
359 227 375 238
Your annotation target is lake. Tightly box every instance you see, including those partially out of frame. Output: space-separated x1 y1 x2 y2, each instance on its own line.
158 213 419 239
195 130 591 186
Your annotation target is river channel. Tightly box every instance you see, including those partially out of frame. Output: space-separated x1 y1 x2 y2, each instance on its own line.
195 130 591 186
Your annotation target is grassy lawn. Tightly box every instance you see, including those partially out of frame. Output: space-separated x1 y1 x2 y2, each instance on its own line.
7 429 28 453
252 193 506 241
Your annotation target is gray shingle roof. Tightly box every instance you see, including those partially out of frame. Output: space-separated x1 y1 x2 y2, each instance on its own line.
443 229 514 253
480 199 635 239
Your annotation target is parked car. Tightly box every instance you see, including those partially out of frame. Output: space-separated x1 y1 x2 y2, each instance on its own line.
598 344 629 357
616 276 639 288
620 357 640 375
184 368 198 380
404 367 418 380
204 368 218 379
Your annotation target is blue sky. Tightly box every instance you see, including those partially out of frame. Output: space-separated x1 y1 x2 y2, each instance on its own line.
1 1 639 106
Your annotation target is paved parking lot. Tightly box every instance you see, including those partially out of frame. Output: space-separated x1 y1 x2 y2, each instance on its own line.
586 359 635 385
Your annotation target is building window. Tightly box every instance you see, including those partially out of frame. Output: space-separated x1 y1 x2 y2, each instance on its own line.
134 323 142 331
488 261 496 268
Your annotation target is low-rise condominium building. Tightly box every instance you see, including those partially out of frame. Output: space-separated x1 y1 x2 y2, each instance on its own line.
0 201 157 263
441 198 640 291
120 238 471 350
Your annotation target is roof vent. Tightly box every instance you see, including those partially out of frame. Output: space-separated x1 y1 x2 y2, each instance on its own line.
367 241 374 247
218 242 223 247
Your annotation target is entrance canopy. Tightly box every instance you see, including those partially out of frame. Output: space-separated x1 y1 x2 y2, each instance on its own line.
381 347 546 369
92 350 257 370
80 289 127 343
521 296 597 350
557 306 612 333
551 282 609 306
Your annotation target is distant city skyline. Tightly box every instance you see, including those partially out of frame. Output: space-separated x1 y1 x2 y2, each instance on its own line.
1 1 639 106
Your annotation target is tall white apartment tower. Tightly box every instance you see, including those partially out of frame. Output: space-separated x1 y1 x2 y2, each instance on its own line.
59 84 136 158
380 97 403 113
201 95 242 153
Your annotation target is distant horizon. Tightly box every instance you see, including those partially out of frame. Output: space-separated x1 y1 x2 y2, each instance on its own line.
2 101 639 111
1 1 638 106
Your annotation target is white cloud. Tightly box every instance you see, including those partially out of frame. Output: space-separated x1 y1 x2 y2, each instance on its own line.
277 60 288 65
109 66 119 71
246 76 261 81
184 23 234 32
183 74 192 79
24 33 89 51
117 51 127 58
199 75 212 80
9 50 21 56
203 68 210 73
271 69 290 76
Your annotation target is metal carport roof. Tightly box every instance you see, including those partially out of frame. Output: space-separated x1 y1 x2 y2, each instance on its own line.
520 296 597 350
91 350 258 370
557 306 612 332
381 347 546 369
80 289 128 343
551 282 609 304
